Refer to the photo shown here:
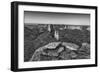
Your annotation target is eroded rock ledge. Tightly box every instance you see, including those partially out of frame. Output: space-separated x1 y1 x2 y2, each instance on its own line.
29 42 90 61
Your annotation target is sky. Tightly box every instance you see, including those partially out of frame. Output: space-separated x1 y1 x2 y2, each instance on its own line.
24 11 90 25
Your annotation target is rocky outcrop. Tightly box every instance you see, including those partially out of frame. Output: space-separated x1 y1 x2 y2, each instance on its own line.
29 42 80 61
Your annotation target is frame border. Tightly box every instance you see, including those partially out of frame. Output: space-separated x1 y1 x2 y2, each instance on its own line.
11 1 98 72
